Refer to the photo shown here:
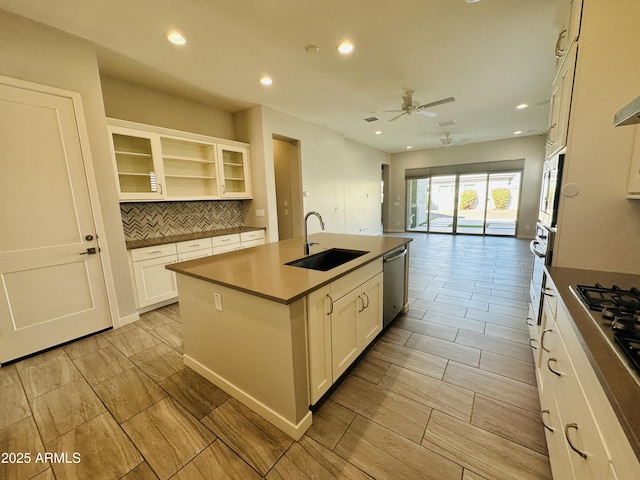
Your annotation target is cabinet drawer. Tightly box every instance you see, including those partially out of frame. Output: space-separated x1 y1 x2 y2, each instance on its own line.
131 243 177 262
178 248 213 262
176 238 213 254
242 238 265 249
211 233 241 248
330 259 383 301
240 230 265 242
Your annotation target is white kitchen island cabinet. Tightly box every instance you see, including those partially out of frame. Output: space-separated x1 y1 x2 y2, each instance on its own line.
167 233 410 439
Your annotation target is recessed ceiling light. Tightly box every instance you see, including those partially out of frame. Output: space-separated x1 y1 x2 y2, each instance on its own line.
406 145 413 149
514 130 523 135
260 76 273 86
167 32 186 45
305 44 320 54
337 41 354 54
516 103 528 109
465 0 480 3
374 130 382 135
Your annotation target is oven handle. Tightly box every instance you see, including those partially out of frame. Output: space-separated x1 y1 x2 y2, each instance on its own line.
529 240 546 259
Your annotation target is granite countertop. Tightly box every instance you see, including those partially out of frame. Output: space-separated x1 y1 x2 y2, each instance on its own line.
125 226 265 250
546 266 640 458
166 232 411 304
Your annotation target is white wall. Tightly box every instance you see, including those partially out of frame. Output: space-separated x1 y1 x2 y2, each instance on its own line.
101 76 236 139
235 106 390 243
0 10 137 322
387 135 546 238
344 141 387 235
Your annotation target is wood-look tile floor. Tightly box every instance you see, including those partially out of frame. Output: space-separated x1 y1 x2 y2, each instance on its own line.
0 233 552 479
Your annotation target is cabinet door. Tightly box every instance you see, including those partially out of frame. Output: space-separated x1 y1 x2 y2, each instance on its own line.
546 44 578 158
307 286 332 404
359 273 383 348
217 144 252 198
555 0 583 67
331 288 361 381
109 126 165 201
541 388 575 480
132 255 178 308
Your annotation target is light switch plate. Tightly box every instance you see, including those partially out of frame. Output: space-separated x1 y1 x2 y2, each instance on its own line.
214 293 223 311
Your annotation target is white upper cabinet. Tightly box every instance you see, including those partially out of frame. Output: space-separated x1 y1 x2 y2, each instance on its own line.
555 0 583 68
109 126 165 201
108 119 251 201
217 144 252 198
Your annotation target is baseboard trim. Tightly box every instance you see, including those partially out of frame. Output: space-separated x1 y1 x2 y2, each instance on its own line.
117 312 140 328
184 355 312 440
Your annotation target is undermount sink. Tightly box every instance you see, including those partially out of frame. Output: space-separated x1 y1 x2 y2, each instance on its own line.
285 248 369 271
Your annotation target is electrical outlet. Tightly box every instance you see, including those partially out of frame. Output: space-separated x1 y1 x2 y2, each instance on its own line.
214 293 223 311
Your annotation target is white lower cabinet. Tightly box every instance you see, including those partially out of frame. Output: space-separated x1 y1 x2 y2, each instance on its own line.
130 244 178 310
176 238 213 261
240 229 266 248
130 230 265 311
307 260 383 404
535 277 640 480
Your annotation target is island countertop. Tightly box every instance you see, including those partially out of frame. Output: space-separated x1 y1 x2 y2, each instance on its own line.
166 233 411 304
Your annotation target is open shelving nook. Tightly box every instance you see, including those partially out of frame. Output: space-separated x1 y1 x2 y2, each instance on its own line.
162 136 219 198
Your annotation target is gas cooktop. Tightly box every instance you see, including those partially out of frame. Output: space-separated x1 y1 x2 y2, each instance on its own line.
574 284 640 379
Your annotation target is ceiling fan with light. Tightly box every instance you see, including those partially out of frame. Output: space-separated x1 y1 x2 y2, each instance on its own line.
440 132 471 147
375 90 455 122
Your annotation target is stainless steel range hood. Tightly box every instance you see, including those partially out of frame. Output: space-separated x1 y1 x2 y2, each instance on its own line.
614 96 640 126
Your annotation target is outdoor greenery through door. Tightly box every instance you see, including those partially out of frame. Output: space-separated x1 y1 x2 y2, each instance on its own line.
406 171 521 236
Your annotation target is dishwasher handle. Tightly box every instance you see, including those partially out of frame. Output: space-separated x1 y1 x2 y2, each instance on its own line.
384 248 407 263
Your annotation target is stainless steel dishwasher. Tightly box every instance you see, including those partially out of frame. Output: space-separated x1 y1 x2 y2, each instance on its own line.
383 245 407 327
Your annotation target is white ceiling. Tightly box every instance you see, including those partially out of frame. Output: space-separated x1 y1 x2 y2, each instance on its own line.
0 0 563 153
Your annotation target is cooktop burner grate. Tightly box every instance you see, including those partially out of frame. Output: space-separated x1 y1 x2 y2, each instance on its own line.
576 284 640 312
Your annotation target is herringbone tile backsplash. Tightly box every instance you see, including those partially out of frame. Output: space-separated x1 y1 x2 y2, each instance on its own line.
120 201 245 241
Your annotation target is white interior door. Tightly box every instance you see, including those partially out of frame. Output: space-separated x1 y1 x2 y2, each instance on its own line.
0 81 112 363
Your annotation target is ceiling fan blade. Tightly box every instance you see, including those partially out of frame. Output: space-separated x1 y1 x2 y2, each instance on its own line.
370 109 403 113
417 96 455 110
388 112 406 122
416 110 438 118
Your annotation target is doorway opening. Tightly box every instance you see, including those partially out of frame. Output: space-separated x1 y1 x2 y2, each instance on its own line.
406 171 522 236
273 135 303 241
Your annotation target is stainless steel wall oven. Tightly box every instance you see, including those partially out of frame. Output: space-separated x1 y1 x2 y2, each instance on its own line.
530 223 555 324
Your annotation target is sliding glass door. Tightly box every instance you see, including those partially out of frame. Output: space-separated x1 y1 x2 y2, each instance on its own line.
456 174 488 234
406 171 521 236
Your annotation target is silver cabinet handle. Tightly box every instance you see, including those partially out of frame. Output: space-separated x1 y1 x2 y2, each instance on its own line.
327 294 334 315
358 295 365 313
543 288 555 297
148 250 162 255
541 328 553 352
363 291 370 309
529 338 539 350
541 410 555 432
555 28 568 58
547 358 563 376
565 423 588 459
158 183 163 195
529 240 545 258
525 317 535 326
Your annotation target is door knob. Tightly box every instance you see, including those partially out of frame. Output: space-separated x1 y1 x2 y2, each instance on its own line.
80 247 97 255
85 234 94 241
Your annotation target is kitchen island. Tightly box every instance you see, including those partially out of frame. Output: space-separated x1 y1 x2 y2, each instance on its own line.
167 233 411 439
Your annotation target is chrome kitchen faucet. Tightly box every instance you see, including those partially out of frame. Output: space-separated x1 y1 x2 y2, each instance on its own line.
304 211 325 254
